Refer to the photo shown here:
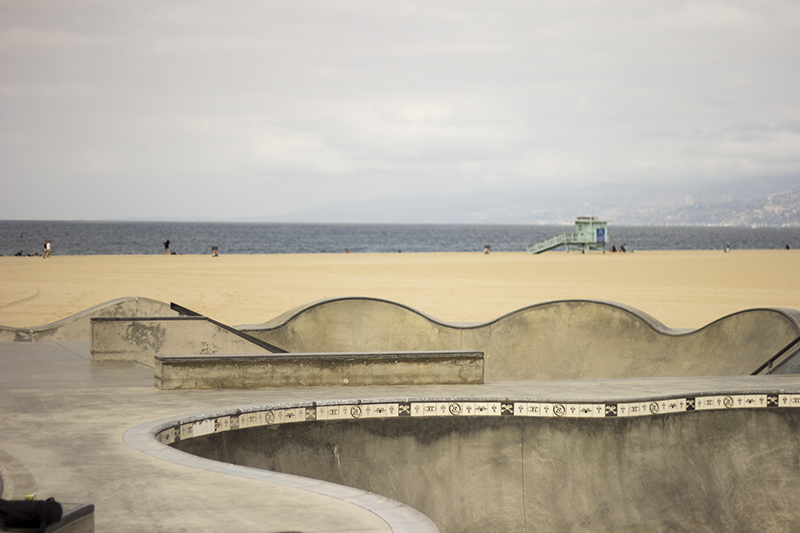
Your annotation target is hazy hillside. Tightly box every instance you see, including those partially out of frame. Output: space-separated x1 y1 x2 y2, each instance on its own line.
598 176 800 226
275 175 800 226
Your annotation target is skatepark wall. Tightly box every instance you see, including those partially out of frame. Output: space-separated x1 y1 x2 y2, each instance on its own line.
241 298 800 380
5 296 800 380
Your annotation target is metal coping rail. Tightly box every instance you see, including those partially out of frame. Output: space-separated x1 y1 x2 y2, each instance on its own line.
751 334 800 375
170 302 287 354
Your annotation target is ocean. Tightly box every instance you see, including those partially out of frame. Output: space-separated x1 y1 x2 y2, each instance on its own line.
1 220 798 256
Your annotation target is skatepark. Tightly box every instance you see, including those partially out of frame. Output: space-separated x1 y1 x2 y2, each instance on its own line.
1 250 799 532
2 292 800 532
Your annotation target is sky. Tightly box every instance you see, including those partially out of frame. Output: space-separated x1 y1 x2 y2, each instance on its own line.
2 0 799 221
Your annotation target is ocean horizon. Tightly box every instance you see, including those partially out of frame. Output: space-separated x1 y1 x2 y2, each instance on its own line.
1 220 798 256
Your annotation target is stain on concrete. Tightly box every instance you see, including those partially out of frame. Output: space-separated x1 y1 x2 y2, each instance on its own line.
124 321 166 353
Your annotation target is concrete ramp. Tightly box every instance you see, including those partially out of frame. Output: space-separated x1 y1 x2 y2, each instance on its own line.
241 298 800 380
0 297 176 342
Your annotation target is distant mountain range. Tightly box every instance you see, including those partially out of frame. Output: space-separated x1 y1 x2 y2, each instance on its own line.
597 175 800 227
275 174 800 226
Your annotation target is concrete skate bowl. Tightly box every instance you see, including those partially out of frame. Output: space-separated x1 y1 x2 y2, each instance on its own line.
148 393 800 533
0 296 176 342
241 298 800 379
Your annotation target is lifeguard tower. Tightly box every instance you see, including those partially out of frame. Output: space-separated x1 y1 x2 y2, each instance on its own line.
527 216 609 254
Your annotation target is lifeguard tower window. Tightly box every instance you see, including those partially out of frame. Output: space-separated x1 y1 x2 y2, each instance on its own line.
527 216 610 254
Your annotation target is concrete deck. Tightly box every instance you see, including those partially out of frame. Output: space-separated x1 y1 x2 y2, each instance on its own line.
1 341 799 532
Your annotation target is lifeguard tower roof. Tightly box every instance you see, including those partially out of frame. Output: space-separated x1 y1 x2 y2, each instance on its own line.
527 216 610 254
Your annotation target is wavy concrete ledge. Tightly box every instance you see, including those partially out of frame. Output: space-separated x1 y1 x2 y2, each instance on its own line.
5 296 800 380
0 297 177 342
241 297 800 380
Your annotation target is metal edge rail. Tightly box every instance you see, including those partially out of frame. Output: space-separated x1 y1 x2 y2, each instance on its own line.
751 334 800 375
170 302 287 354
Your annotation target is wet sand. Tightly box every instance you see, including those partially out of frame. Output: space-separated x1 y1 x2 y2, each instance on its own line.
1 250 798 330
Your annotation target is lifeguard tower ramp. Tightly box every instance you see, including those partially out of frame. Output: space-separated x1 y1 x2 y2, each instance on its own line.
527 216 609 254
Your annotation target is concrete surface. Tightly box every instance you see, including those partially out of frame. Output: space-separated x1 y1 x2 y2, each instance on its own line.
1 341 799 532
242 298 800 380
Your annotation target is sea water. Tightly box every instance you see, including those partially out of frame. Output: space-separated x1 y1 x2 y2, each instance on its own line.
1 220 798 256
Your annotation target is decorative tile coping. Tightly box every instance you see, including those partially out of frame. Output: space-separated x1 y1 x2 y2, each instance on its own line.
154 392 800 446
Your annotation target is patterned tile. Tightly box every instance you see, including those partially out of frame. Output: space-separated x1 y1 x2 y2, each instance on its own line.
780 394 800 407
156 390 800 447
192 418 215 437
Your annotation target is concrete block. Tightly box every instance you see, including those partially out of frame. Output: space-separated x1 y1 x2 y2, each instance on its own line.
154 350 484 389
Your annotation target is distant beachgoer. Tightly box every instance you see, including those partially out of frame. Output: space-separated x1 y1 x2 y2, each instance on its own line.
610 245 617 252
14 250 22 256
164 240 171 254
212 246 219 257
483 245 490 254
786 244 791 250
620 243 627 253
345 248 349 254
43 240 51 258
724 244 730 253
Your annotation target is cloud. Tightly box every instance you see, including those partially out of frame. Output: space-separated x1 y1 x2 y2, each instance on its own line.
1 0 799 220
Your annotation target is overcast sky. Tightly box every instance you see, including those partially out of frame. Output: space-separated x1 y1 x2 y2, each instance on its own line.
2 1 799 221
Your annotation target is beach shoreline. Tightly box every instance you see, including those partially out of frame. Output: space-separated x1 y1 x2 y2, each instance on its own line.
1 249 798 330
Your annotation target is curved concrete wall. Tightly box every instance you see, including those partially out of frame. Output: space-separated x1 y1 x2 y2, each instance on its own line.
241 298 800 380
0 297 177 342
164 393 800 533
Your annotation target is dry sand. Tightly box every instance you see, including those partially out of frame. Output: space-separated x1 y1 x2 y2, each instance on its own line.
1 250 798 330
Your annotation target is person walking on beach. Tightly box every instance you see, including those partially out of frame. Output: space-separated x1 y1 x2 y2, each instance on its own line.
43 240 51 258
164 240 171 254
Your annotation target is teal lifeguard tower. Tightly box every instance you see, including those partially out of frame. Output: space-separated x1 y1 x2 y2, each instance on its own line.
527 216 609 254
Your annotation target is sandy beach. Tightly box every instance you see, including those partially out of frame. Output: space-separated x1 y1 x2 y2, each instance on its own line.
1 249 798 330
